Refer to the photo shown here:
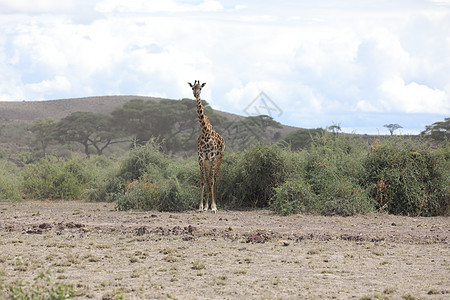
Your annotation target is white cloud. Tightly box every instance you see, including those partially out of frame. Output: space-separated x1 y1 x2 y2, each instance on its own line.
0 1 449 133
355 100 386 113
379 76 449 114
25 76 71 94
0 0 77 13
95 0 223 13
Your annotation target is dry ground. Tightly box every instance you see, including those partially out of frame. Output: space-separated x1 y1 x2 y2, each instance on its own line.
0 201 449 299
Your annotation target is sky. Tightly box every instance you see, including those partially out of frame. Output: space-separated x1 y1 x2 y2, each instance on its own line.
0 0 449 134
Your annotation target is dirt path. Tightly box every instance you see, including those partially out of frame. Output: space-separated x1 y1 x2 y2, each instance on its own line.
1 201 449 299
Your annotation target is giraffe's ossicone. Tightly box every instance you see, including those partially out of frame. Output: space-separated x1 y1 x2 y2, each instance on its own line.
188 80 225 213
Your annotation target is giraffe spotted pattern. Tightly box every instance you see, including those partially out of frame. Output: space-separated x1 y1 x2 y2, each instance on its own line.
188 80 225 213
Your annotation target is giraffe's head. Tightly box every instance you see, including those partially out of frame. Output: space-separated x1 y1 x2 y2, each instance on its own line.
188 80 206 99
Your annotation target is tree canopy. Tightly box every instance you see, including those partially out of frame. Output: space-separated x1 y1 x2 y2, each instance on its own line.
384 124 403 135
111 98 226 153
55 112 125 157
28 118 57 156
421 118 449 142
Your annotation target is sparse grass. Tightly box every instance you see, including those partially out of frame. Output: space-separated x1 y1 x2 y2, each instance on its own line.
191 260 205 270
401 294 421 300
0 271 74 299
383 287 396 294
307 249 321 255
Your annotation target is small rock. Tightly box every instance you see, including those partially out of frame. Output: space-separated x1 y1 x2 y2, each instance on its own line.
247 234 265 243
136 226 149 236
279 240 290 246
38 223 52 229
186 225 197 234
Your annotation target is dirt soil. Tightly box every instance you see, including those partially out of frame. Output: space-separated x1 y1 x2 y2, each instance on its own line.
0 201 449 299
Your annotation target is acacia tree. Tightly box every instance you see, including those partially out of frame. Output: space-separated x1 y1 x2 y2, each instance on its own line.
421 118 449 142
220 115 282 150
55 112 126 157
280 128 325 151
29 118 57 156
327 124 342 136
384 124 403 135
111 98 225 153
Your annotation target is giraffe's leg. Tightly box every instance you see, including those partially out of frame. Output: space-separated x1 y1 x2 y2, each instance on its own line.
198 159 205 212
204 164 211 211
211 154 224 213
210 176 217 213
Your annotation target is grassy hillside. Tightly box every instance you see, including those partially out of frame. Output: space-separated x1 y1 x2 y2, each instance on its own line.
0 96 299 159
0 96 159 121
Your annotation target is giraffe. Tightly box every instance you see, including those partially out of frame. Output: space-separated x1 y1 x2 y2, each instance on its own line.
188 80 225 213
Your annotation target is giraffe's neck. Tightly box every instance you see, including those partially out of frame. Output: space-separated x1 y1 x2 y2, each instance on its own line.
196 96 213 135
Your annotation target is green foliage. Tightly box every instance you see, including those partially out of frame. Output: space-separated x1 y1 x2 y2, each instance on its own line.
279 128 325 151
363 138 449 216
29 118 57 157
1 119 448 217
115 175 199 212
269 133 375 216
118 140 169 182
303 133 374 216
221 115 283 150
111 98 226 153
269 179 315 215
114 144 199 211
115 178 159 211
0 271 74 300
0 160 23 201
84 156 121 202
383 123 403 135
218 143 297 208
55 112 124 157
421 117 449 142
22 156 91 200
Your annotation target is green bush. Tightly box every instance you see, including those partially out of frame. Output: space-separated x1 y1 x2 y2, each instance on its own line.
115 157 200 212
298 133 374 216
118 140 169 182
363 138 449 216
115 178 159 211
0 159 23 201
269 179 315 215
157 178 198 212
115 176 198 212
314 178 373 216
22 156 91 200
218 143 298 208
84 156 122 202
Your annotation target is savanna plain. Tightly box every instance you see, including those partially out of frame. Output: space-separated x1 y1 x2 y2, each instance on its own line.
1 201 448 300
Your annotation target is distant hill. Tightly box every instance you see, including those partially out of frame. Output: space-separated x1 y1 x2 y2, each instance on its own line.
0 96 301 159
0 95 299 135
0 96 159 121
0 96 424 161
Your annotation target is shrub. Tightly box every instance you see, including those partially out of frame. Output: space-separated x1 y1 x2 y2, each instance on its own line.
314 178 373 216
157 178 198 212
84 156 122 202
269 179 315 215
300 133 375 216
115 176 198 212
115 177 159 211
22 156 90 200
363 138 449 216
0 159 23 201
218 143 298 208
118 140 169 182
